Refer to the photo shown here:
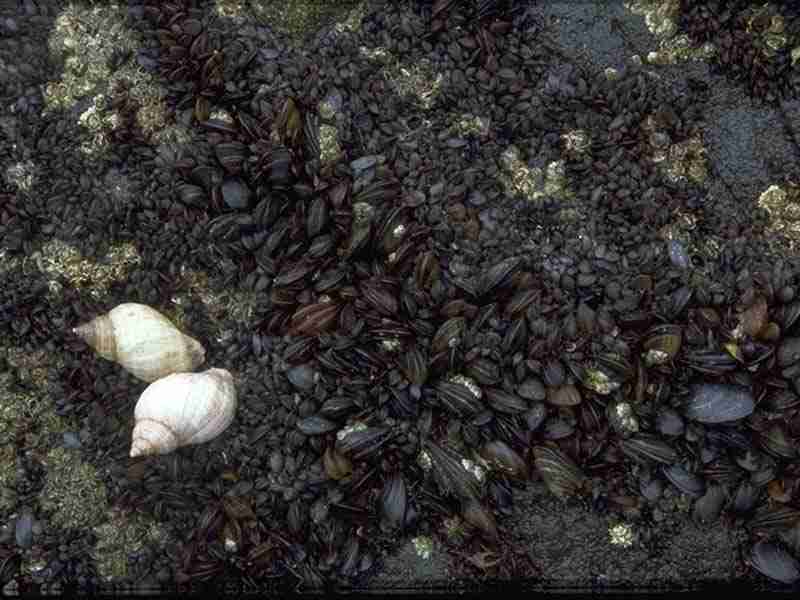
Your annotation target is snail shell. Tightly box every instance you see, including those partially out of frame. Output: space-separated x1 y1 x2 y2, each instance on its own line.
72 303 205 383
130 368 236 458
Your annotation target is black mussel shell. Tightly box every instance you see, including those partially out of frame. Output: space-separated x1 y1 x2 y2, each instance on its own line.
466 357 501 385
523 403 547 432
339 537 361 578
319 396 355 420
780 302 800 332
215 141 247 174
380 472 407 530
461 498 499 543
488 476 514 516
307 195 329 238
485 388 529 415
620 434 678 465
480 440 528 479
759 423 797 459
323 447 353 480
546 384 582 407
655 408 685 437
177 182 206 207
397 345 429 385
479 256 521 297
692 483 726 524
642 323 682 365
436 380 484 417
749 541 800 584
336 426 392 461
662 464 705 498
360 279 399 316
518 378 546 402
501 317 528 353
542 418 574 440
287 363 316 390
289 302 340 336
684 384 755 424
533 445 586 499
543 359 566 387
747 505 800 536
220 176 252 210
415 251 441 290
778 337 800 368
297 415 338 436
431 317 466 355
354 179 400 205
425 440 482 502
504 288 539 318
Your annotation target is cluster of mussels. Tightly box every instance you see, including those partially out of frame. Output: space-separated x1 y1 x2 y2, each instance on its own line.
678 0 800 103
28 0 794 589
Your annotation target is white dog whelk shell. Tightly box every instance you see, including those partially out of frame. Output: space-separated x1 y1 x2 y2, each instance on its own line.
130 368 236 458
72 303 205 383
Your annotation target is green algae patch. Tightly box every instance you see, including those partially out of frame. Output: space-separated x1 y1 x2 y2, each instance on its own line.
39 447 109 531
93 507 169 583
32 239 142 300
0 350 72 452
0 445 16 514
215 0 363 45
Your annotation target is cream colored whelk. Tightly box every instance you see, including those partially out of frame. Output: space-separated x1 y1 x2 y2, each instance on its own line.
72 303 206 383
130 368 237 458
